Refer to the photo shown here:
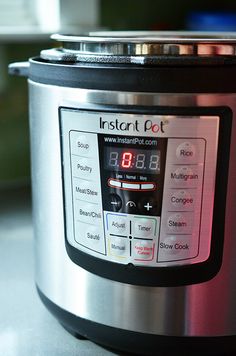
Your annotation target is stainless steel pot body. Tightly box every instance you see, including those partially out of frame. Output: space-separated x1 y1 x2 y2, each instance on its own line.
30 81 236 338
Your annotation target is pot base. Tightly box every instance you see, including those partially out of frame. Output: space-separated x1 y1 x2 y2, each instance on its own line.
37 286 236 356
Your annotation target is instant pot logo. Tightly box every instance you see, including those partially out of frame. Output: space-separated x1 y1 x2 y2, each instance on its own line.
99 117 166 133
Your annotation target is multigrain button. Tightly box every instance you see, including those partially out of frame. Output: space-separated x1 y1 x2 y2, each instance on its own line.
171 166 199 185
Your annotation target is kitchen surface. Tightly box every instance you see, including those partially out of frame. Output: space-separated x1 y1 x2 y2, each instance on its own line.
0 187 116 356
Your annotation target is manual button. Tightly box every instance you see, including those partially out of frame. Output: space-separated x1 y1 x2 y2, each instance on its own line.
109 236 128 258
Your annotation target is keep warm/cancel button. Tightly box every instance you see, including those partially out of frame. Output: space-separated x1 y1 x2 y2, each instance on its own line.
158 235 197 262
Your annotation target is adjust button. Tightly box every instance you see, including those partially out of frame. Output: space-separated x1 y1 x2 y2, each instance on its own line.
106 213 129 235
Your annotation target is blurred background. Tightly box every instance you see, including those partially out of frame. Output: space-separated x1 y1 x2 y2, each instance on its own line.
1 0 236 188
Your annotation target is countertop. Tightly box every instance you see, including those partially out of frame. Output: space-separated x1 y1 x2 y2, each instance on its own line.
0 186 117 356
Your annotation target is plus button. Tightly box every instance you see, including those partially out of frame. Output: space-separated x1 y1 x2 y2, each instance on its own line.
144 202 153 211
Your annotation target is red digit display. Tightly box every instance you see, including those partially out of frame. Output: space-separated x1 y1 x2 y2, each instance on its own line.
121 152 132 168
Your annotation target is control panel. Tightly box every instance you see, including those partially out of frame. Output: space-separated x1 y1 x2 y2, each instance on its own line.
60 108 219 268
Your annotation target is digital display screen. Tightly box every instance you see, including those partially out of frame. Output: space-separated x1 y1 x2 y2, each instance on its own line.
104 147 161 174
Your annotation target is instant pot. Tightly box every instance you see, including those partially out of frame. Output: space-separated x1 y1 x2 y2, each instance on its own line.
9 32 236 355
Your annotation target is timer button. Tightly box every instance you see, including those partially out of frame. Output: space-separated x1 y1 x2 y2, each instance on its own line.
108 194 122 212
133 218 156 237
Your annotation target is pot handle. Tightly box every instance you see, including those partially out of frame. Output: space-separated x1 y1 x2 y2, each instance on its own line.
8 61 29 77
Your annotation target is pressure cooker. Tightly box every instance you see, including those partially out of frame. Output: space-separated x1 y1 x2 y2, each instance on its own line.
9 32 236 355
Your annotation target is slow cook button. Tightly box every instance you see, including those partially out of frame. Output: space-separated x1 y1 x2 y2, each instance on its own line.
109 236 128 257
158 236 196 261
133 218 157 238
71 155 98 180
133 240 155 260
70 131 97 157
73 178 100 203
106 213 128 235
75 201 102 224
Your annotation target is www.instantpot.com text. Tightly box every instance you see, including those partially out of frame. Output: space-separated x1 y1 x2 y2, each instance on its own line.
103 136 158 146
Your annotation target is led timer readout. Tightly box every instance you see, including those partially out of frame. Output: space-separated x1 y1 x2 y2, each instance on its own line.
104 147 161 174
